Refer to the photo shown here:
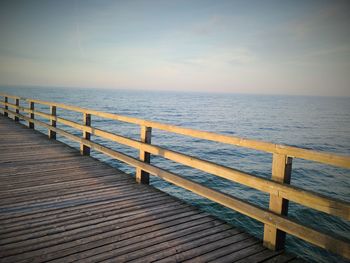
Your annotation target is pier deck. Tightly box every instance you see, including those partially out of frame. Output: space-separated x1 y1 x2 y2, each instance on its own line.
0 116 298 262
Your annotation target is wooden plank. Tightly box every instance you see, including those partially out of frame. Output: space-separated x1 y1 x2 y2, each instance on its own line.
4 96 8 117
0 178 133 205
176 238 260 263
48 105 56 139
1 210 199 262
1 199 176 241
0 168 126 186
125 233 252 263
0 155 112 171
0 168 127 183
4 168 116 191
0 174 132 193
0 164 121 184
179 238 260 263
0 151 80 161
0 178 132 202
0 186 139 215
28 101 34 128
0 199 184 244
14 213 211 263
0 179 141 204
0 156 81 165
264 154 292 250
0 194 172 234
0 173 130 196
234 249 283 263
0 139 65 146
0 152 81 163
48 216 219 263
0 141 73 148
208 244 268 263
0 145 77 155
86 223 240 263
113 233 252 263
0 93 22 100
80 113 91 155
1 204 193 252
0 157 117 175
14 98 19 122
1 194 188 227
0 190 147 222
136 126 152 184
0 191 162 225
0 183 137 210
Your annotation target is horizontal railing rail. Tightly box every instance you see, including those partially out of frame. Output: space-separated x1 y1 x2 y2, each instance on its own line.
1 94 348 169
0 93 349 259
2 100 349 219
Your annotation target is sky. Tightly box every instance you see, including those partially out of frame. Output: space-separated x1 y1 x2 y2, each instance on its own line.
0 0 349 96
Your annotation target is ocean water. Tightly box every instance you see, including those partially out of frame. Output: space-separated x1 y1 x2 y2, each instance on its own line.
1 86 349 262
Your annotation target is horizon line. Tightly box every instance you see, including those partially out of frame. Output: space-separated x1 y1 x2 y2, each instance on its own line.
0 84 349 99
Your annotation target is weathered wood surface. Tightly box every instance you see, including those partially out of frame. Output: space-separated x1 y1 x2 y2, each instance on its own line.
1 97 349 169
0 116 299 262
3 105 348 221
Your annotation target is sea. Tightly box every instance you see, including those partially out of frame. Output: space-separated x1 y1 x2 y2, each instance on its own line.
1 86 349 263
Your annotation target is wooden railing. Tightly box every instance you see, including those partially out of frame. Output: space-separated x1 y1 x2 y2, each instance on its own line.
0 93 349 259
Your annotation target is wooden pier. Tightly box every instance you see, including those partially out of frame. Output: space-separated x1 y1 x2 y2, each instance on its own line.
0 93 349 262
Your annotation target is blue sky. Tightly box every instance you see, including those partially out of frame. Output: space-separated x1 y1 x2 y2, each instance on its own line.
0 0 349 96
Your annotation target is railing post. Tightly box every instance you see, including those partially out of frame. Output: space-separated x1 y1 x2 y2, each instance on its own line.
4 96 8 117
48 106 56 139
263 153 292 250
136 126 152 184
80 113 91 156
29 101 35 129
14 98 19 121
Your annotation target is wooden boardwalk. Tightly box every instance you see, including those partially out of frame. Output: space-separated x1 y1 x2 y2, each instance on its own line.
0 115 300 263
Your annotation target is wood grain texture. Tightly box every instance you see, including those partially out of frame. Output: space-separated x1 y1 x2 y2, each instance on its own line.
0 115 299 263
1 109 349 260
135 126 152 184
1 94 349 260
1 96 349 168
14 99 19 122
263 154 292 250
3 97 8 117
80 113 91 156
28 101 34 129
48 105 56 139
2 107 349 220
